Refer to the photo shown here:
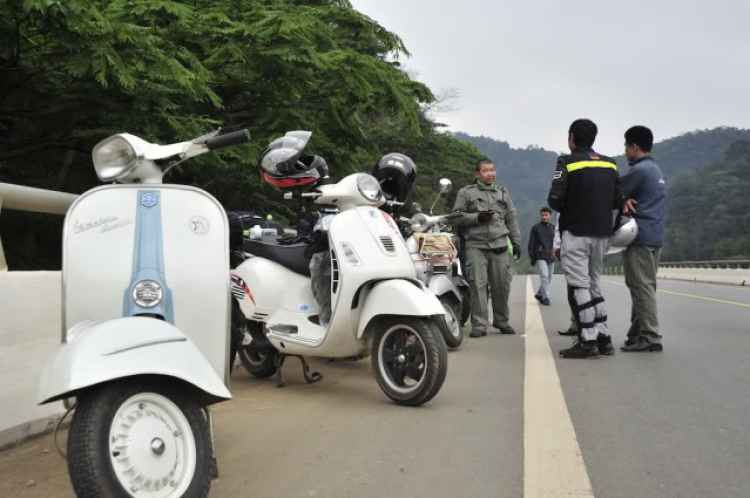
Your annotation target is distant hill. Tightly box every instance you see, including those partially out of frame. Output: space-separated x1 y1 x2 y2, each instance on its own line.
455 127 750 264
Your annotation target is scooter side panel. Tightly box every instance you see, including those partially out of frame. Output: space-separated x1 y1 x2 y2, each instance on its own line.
38 317 231 405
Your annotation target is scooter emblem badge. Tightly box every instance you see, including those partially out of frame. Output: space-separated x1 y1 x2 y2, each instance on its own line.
141 193 157 207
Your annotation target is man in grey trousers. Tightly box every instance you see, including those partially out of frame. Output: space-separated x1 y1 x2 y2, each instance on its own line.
548 119 635 358
453 158 522 338
620 126 667 352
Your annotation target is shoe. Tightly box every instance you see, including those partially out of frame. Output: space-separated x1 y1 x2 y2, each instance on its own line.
596 333 615 355
559 340 600 359
621 336 663 352
469 329 487 338
558 328 578 336
534 293 543 303
541 299 551 306
496 325 516 335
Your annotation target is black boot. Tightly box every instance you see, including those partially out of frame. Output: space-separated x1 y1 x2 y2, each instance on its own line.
560 340 600 359
621 336 663 352
597 333 615 355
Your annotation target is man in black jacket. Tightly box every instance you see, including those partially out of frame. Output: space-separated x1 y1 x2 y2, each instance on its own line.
548 119 635 359
528 207 555 305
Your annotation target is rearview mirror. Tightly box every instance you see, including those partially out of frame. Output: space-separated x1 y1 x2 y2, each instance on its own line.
438 178 452 194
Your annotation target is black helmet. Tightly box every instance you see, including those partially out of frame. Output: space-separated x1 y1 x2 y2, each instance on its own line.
259 131 329 189
372 153 417 210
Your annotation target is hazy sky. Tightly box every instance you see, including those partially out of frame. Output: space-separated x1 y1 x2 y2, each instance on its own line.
349 0 750 154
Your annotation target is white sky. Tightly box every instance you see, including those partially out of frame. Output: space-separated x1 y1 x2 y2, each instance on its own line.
349 0 750 154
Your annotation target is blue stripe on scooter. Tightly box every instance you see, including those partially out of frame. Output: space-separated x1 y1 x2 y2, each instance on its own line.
122 190 175 323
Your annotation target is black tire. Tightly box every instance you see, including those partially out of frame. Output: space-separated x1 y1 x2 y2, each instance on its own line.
238 321 278 378
437 296 464 349
67 379 211 498
371 317 448 406
459 286 471 326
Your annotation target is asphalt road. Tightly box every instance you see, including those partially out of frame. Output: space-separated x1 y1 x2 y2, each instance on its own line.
1 276 748 498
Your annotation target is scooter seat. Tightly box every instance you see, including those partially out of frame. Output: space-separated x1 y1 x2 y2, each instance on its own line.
241 234 311 277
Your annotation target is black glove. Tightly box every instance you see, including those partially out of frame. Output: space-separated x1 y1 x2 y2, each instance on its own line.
512 245 521 259
477 211 492 224
277 233 308 245
531 259 536 267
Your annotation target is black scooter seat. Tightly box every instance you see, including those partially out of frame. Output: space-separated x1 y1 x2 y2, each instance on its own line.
241 234 311 277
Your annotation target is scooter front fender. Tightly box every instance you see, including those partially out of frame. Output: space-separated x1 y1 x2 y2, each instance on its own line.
357 279 444 338
38 317 231 406
427 274 462 303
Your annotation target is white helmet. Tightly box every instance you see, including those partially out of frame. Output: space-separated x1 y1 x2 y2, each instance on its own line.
606 216 638 254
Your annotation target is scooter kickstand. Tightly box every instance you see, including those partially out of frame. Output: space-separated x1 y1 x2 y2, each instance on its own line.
275 354 287 388
297 355 323 384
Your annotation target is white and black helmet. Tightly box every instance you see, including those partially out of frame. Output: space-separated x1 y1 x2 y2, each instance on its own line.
259 131 328 189
606 215 638 254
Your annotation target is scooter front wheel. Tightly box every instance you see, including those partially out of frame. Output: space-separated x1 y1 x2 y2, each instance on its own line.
239 344 278 378
67 379 212 498
371 317 448 406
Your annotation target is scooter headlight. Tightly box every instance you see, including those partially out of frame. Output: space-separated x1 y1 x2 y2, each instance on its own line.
92 134 144 181
132 280 163 308
357 174 382 203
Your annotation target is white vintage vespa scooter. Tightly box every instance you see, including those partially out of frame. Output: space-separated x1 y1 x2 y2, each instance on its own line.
231 132 448 406
38 129 251 498
404 179 470 349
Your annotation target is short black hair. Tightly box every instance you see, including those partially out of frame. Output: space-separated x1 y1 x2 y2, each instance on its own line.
624 125 654 152
475 158 494 171
568 119 597 149
540 207 552 214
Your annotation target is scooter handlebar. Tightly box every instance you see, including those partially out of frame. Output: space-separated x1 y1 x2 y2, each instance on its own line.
444 212 464 220
206 129 251 151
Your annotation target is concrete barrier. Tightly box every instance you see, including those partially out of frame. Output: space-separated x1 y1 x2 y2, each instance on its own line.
658 267 749 286
0 272 64 448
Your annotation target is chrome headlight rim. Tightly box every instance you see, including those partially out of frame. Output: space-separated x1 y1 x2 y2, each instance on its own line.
92 133 144 182
356 174 382 203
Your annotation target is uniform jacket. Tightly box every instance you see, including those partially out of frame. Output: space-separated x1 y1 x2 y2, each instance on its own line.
528 222 555 263
547 148 625 237
621 156 667 246
452 182 522 251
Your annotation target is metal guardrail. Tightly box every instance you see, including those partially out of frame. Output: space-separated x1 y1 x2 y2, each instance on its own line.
0 182 79 271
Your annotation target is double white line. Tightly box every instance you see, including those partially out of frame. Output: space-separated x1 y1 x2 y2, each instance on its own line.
524 277 595 498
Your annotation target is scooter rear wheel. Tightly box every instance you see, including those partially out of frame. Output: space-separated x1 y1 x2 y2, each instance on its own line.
239 344 278 378
371 317 448 406
67 379 211 498
437 296 464 349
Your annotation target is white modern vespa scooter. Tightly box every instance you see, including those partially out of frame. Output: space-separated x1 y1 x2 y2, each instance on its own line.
38 128 251 498
404 179 470 349
232 131 448 406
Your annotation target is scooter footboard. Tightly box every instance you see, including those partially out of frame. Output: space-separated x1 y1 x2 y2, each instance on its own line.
357 279 444 338
38 317 231 406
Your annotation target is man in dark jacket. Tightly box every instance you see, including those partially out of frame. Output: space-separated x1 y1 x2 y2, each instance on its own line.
620 126 667 352
548 119 635 359
528 207 555 305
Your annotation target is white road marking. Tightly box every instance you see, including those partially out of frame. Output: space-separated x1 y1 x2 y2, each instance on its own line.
525 277 594 498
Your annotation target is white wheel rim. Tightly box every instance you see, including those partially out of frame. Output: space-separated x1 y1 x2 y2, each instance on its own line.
378 324 427 394
109 392 196 498
443 303 460 339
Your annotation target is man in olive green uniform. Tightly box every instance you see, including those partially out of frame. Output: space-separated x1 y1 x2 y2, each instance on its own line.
453 159 522 337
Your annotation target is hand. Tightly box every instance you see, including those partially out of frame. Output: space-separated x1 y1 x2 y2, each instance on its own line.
477 211 493 223
512 245 521 261
622 198 638 215
531 259 536 267
553 248 561 261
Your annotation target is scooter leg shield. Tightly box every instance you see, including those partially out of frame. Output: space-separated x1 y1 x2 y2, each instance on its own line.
38 317 231 406
357 279 444 338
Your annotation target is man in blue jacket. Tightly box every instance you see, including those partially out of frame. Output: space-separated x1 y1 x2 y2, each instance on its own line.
620 126 667 352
